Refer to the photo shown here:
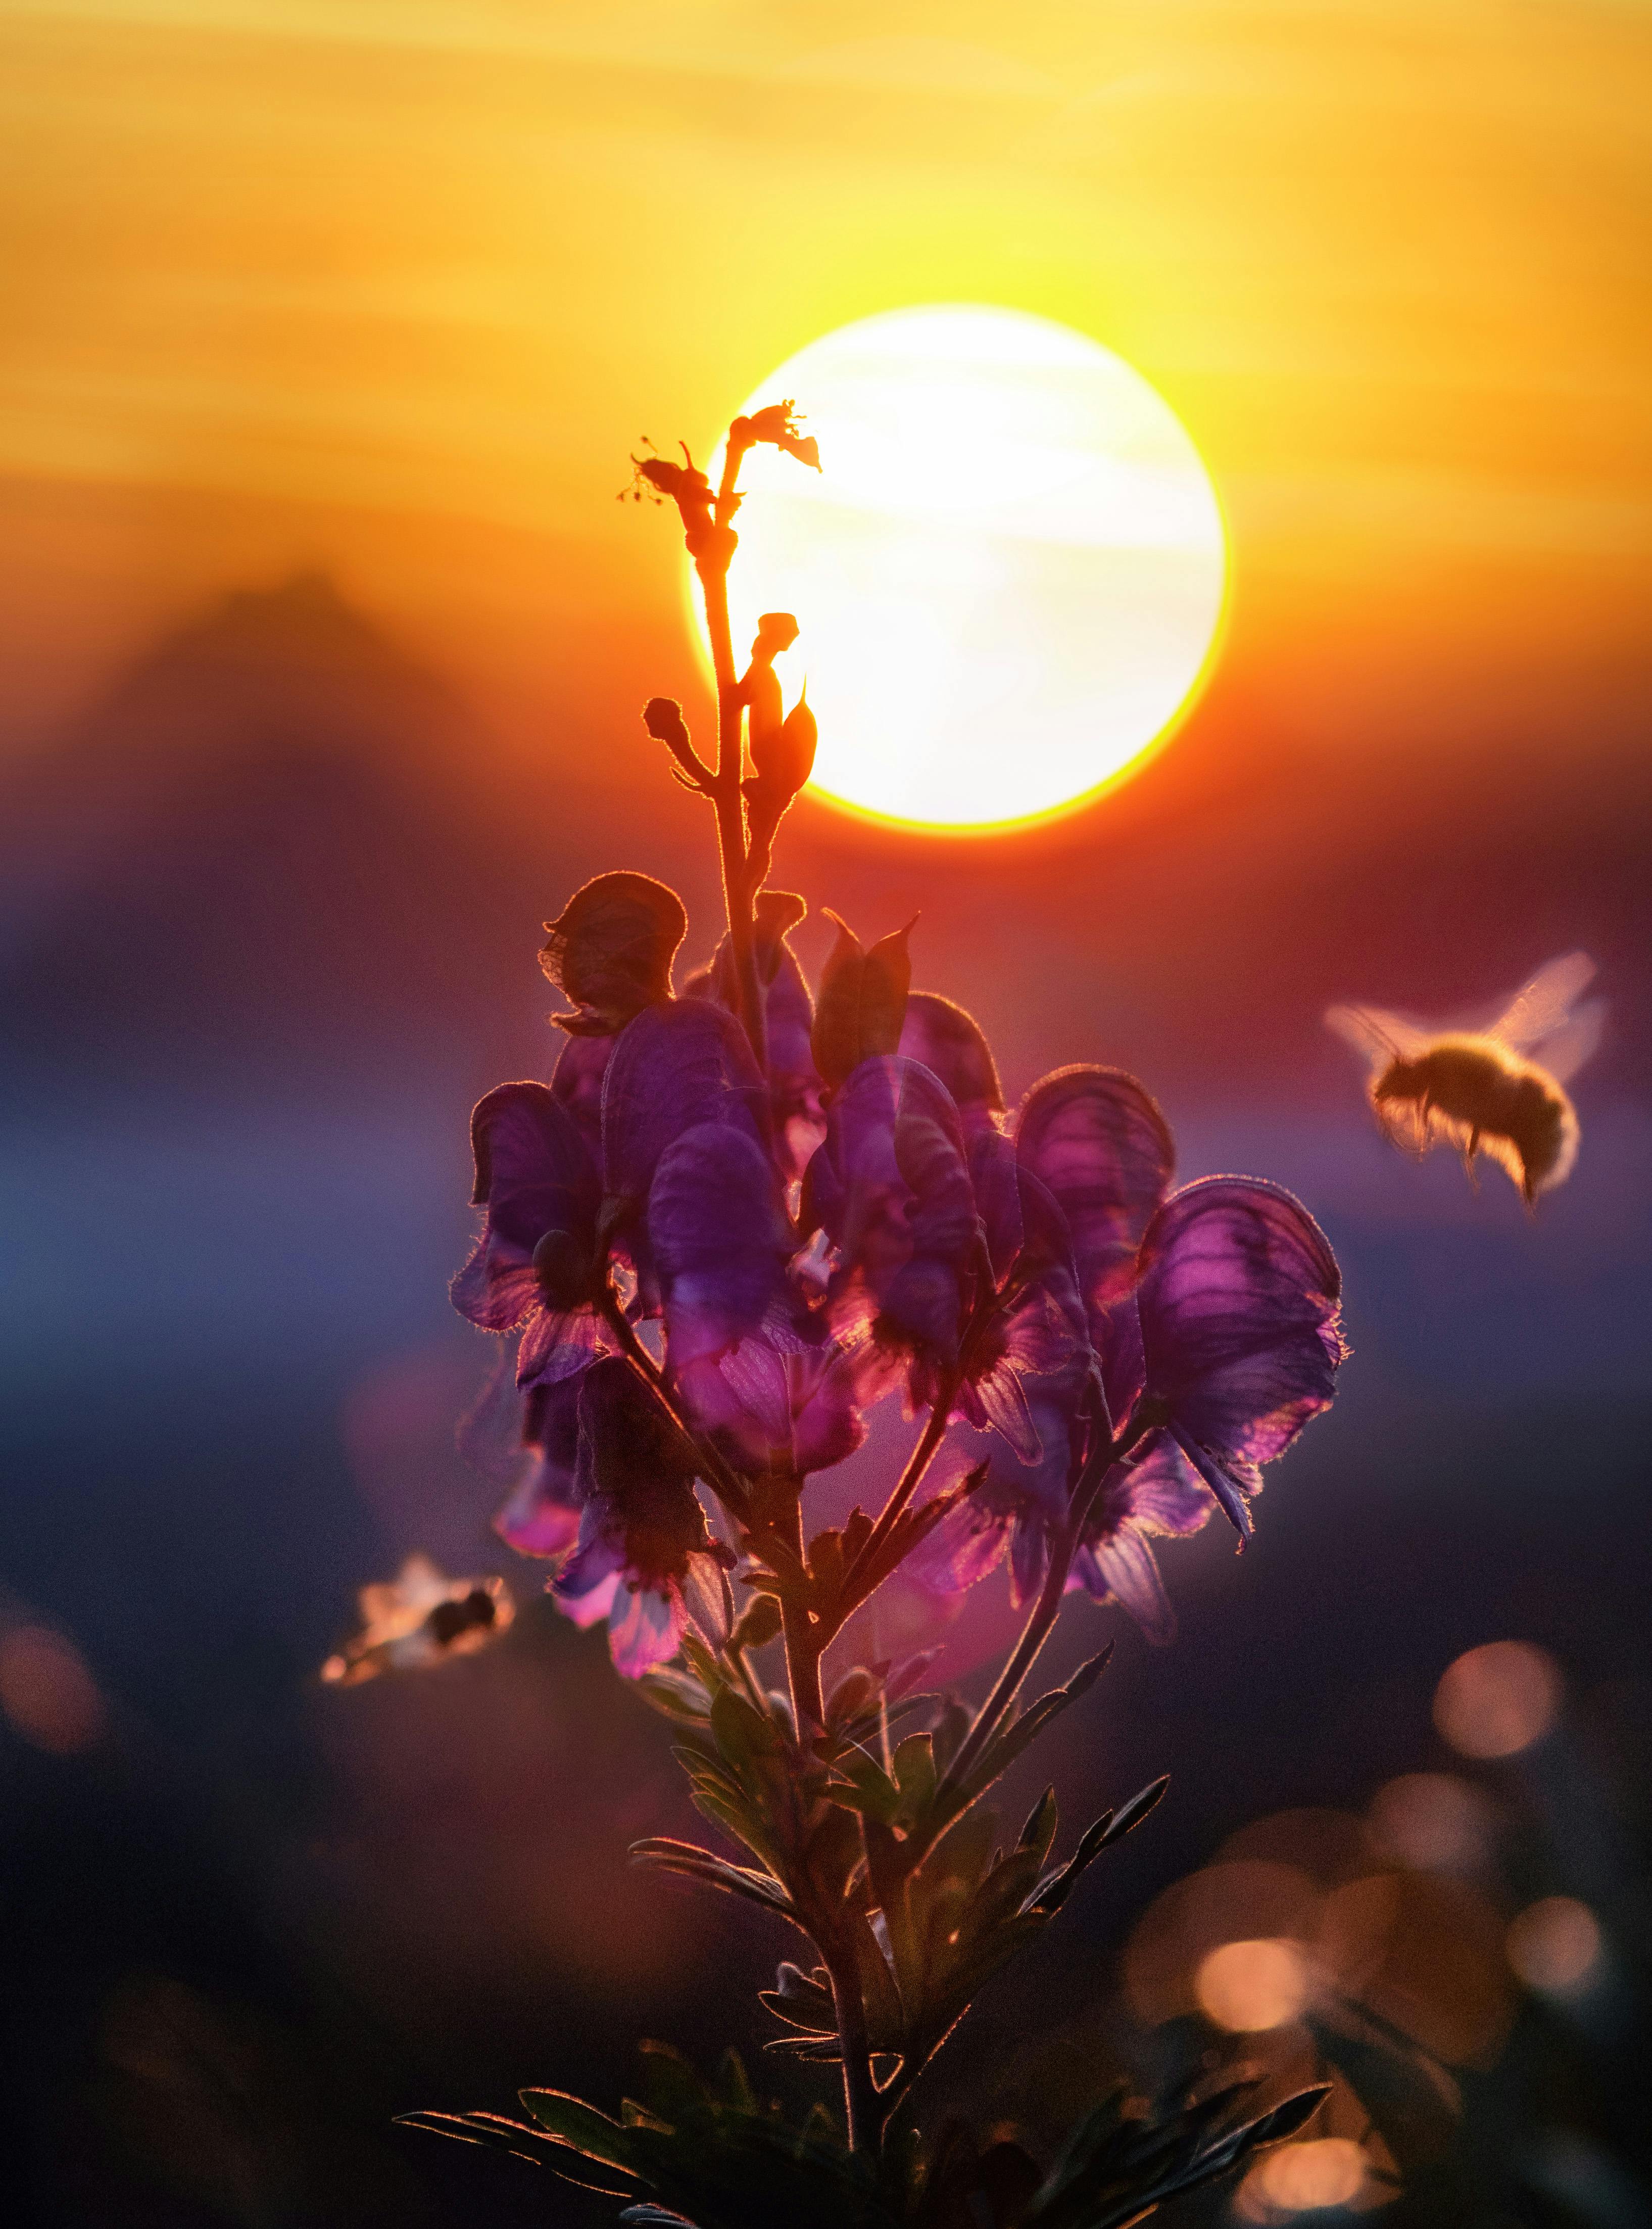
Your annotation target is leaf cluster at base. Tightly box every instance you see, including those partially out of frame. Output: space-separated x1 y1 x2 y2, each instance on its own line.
400 2042 1329 2229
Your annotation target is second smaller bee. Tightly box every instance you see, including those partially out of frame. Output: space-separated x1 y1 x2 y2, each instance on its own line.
1327 953 1603 1207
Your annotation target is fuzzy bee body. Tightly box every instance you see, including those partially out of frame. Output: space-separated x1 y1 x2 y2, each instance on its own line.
1327 954 1602 1208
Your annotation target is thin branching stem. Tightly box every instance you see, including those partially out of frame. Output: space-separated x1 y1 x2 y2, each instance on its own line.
596 1289 753 1528
943 1413 1154 1792
834 1248 1039 1624
691 432 768 1069
831 1381 959 1622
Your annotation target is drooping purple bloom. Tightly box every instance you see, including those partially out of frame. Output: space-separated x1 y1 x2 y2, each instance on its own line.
650 1120 860 1474
898 992 1004 1137
602 998 770 1209
1012 1065 1174 1435
549 1028 614 1161
1066 1449 1215 1644
801 1054 980 1392
550 1356 725 1676
692 891 823 1181
909 1170 1098 1604
1014 1066 1175 1322
450 1082 611 1386
1133 1176 1347 1539
492 1370 586 1560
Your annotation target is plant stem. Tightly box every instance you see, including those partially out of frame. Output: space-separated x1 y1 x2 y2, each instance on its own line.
832 1379 959 1622
597 1291 753 1528
823 1946 880 2157
942 1412 1153 1792
693 436 767 1070
775 1484 823 1731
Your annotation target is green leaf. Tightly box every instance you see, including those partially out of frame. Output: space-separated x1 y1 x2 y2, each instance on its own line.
1032 1777 1170 1915
953 1646 1114 1805
891 1730 937 1821
518 2088 644 2175
1017 1787 1060 1867
396 2108 640 2193
629 1835 796 1917
710 1683 786 1777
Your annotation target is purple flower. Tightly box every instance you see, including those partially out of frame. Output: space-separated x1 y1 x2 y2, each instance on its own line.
549 1029 613 1162
1014 1066 1175 1323
899 991 1004 1138
602 997 770 1204
1067 1450 1215 1644
451 1082 611 1387
1133 1176 1348 1539
690 891 823 1180
539 871 687 1036
801 1054 980 1389
492 1371 585 1560
650 1121 861 1474
551 1357 725 1677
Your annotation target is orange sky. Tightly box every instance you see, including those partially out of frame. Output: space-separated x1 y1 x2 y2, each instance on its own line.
2 0 1648 775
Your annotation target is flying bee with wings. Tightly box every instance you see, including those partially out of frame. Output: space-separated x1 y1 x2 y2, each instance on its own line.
1326 952 1604 1207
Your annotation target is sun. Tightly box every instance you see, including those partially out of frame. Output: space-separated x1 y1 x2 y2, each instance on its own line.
695 305 1228 832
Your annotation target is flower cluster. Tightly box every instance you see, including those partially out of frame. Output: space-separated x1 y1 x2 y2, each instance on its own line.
453 872 1346 1676
391 391 1353 2209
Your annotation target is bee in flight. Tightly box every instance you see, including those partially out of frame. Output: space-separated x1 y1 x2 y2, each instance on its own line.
1326 952 1604 1207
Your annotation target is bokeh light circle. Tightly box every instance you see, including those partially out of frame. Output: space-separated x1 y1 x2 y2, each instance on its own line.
699 305 1227 829
1195 1937 1311 2031
1433 1640 1563 1759
1507 1896 1601 1994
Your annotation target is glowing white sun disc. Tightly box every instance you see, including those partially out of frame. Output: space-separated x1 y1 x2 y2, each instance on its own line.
697 306 1227 830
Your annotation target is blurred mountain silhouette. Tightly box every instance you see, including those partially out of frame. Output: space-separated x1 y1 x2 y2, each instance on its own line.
0 573 529 1108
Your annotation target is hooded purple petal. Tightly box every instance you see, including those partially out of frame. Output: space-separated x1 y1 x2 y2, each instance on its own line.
1014 1067 1175 1329
1136 1176 1347 1536
605 1579 691 1678
493 1373 587 1559
899 992 1004 1136
550 1030 614 1161
650 1123 791 1364
1068 1440 1218 1642
697 893 823 1181
802 1054 979 1373
1071 1525 1175 1645
601 1000 771 1251
968 1127 1025 1279
451 1082 602 1333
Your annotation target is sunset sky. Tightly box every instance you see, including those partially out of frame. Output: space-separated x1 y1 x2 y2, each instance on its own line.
3 0 1648 772
3 15 1650 2216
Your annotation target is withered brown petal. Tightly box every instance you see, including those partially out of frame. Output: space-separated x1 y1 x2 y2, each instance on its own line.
540 870 688 1033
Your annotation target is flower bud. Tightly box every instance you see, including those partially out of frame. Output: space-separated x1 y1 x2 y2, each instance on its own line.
810 911 916 1088
743 401 821 471
642 696 691 752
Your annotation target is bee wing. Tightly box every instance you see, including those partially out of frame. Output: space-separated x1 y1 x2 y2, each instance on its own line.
1530 997 1605 1085
1324 1002 1431 1070
1486 951 1596 1053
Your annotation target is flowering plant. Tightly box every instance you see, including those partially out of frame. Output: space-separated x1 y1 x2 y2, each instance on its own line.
400 400 1348 2224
